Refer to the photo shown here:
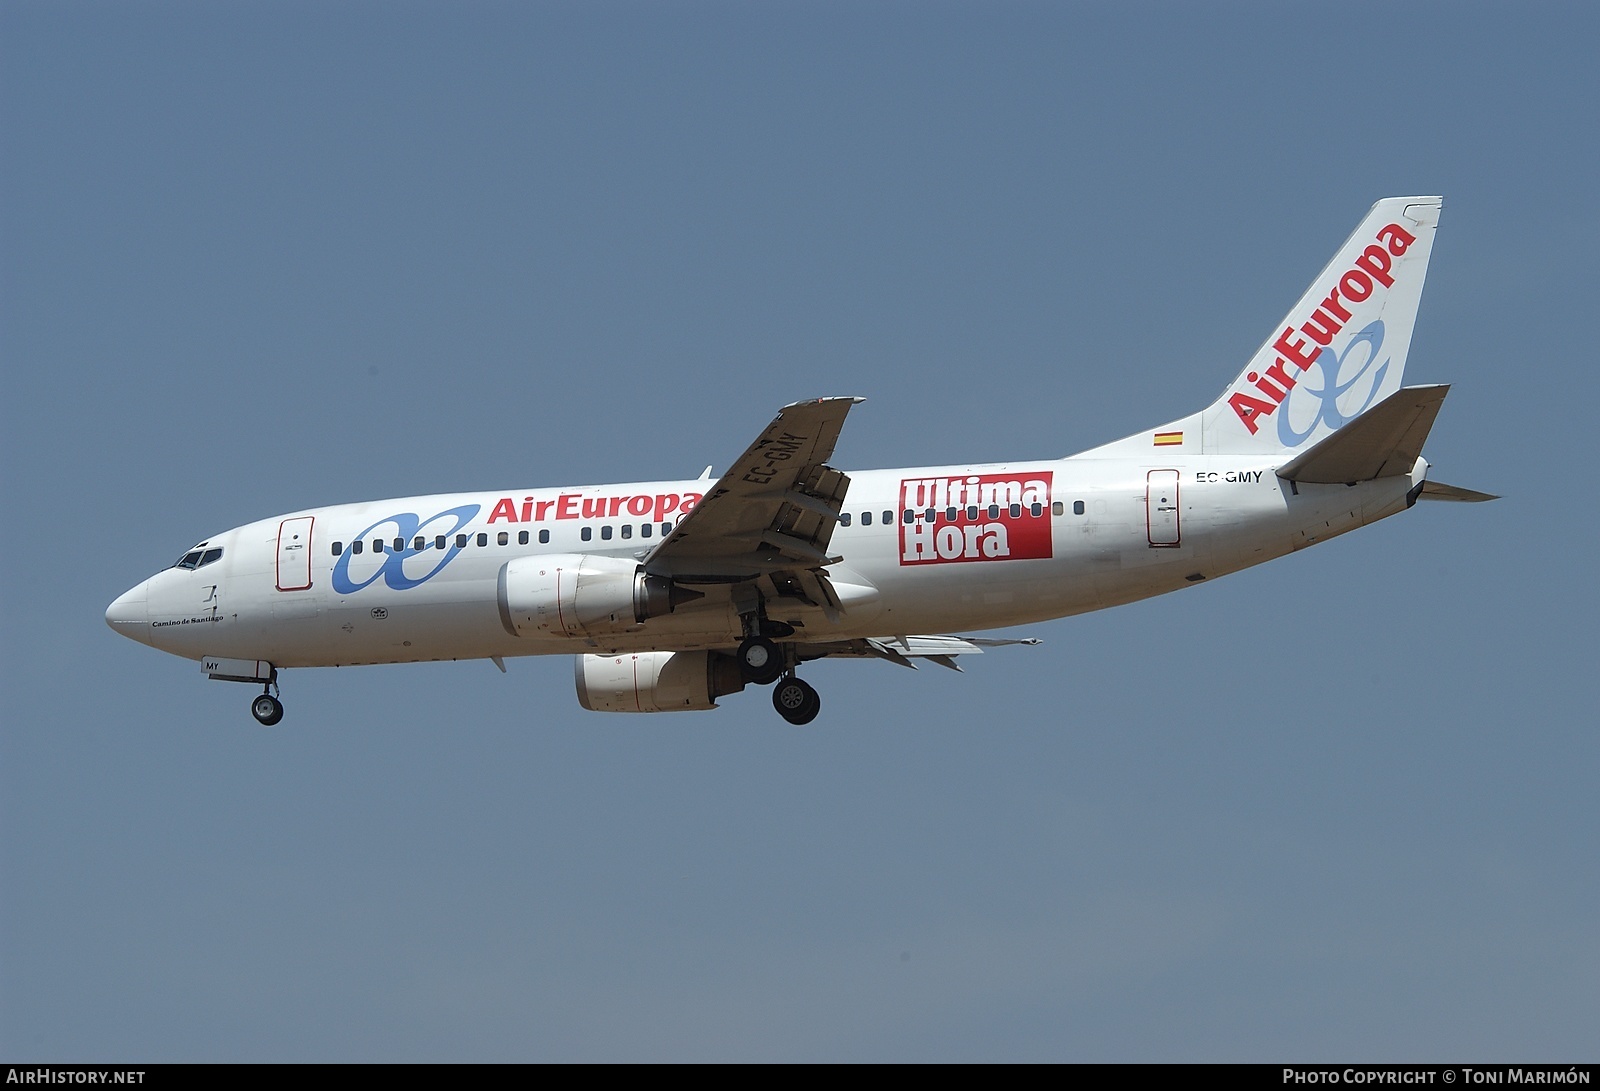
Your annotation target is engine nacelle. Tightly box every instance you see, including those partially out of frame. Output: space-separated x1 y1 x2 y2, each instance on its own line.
574 650 746 713
498 554 698 638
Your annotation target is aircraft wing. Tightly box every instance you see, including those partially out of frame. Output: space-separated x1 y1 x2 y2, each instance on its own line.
643 397 863 584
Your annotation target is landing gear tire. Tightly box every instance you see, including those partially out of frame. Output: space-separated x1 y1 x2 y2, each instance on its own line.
772 676 821 725
738 636 784 686
251 693 284 726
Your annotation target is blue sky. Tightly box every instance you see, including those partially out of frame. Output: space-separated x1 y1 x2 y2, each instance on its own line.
3 1 1596 1061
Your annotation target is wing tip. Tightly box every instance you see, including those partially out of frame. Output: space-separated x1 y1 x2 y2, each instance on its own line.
782 395 867 410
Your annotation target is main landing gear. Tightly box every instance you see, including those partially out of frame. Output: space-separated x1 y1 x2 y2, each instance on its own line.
736 635 785 686
736 610 821 724
771 674 821 725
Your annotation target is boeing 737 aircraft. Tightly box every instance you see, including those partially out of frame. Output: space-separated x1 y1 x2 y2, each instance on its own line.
107 196 1493 725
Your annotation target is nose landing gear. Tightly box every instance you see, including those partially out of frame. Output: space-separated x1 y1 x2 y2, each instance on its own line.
201 658 284 726
251 692 284 726
250 669 283 726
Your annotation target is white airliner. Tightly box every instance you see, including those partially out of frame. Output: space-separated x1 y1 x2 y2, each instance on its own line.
107 196 1493 725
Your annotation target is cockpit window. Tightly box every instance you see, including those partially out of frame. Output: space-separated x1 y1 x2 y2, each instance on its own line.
173 547 224 570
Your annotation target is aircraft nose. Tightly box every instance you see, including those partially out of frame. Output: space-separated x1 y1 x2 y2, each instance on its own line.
106 582 150 642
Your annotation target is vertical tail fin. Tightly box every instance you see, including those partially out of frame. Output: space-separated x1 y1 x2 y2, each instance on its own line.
1200 196 1443 455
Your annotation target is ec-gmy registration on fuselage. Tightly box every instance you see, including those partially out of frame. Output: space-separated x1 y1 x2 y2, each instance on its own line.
107 196 1494 726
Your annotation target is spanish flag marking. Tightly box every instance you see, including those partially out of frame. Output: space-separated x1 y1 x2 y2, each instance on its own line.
1153 431 1184 447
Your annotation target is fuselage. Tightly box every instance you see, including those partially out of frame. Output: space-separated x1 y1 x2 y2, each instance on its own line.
105 451 1423 669
103 197 1467 726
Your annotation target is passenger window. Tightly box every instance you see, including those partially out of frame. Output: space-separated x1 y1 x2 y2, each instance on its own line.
924 508 936 523
903 510 915 524
1030 504 1043 518
435 535 446 549
332 542 343 557
455 534 468 549
414 537 425 551
373 540 384 553
946 507 958 522
987 505 999 519
862 511 872 526
352 540 363 555
600 526 613 540
840 513 852 527
581 527 593 542
1073 500 1085 515
621 525 632 539
966 506 978 520
661 522 673 535
519 531 529 545
476 533 488 547
640 524 651 539
882 510 892 524
539 529 550 544
1009 504 1021 518
1053 501 1065 516
498 531 509 546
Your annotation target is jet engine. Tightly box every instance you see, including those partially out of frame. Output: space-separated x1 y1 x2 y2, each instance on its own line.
574 650 746 713
498 554 701 638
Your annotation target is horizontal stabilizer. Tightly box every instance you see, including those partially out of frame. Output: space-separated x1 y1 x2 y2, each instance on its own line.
1276 385 1448 484
1418 480 1499 502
